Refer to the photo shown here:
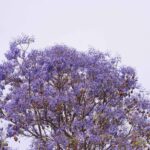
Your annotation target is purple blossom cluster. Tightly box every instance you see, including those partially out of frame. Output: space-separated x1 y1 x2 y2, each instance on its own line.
0 36 149 149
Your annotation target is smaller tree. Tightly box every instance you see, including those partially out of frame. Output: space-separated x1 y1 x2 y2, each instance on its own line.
0 36 149 149
0 127 9 150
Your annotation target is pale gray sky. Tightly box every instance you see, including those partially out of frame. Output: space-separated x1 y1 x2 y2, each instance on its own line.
0 0 150 149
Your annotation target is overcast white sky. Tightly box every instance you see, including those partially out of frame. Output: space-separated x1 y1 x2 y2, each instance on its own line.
0 0 150 149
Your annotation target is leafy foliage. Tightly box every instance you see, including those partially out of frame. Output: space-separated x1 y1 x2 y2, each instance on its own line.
0 36 150 149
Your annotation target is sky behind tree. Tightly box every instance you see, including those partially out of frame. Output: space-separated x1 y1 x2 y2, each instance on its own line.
1 0 150 92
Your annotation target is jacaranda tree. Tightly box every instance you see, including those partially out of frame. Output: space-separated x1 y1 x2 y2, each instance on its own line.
0 36 149 149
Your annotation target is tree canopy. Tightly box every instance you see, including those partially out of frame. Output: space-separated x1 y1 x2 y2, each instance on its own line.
0 36 150 149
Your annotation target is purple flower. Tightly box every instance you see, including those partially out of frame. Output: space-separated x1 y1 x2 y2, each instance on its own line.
0 36 149 149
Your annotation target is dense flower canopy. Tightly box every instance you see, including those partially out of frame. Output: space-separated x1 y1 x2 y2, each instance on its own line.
0 36 150 149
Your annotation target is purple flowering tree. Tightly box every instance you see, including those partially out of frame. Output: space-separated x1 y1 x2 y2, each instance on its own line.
0 36 150 149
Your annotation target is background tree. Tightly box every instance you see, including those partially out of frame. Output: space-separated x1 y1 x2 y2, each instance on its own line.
0 127 10 150
0 36 149 149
